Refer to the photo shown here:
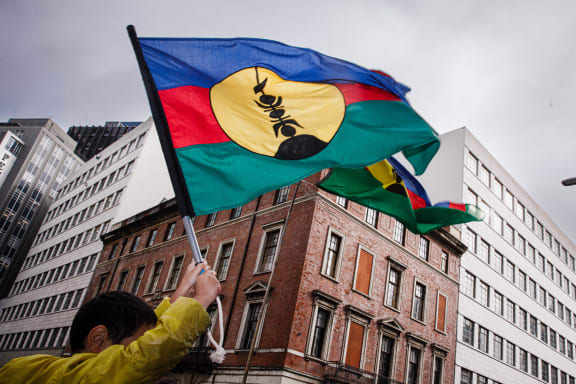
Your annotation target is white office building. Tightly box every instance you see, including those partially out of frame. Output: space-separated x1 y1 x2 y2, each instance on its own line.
0 118 173 364
420 128 576 384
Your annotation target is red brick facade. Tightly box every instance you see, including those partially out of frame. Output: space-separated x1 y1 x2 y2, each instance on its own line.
85 173 465 383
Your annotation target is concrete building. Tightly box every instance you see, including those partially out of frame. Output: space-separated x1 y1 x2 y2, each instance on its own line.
0 118 173 365
68 121 140 161
0 119 81 298
418 128 576 384
80 173 465 383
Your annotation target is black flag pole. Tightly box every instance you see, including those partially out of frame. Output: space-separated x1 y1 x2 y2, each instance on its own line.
127 25 204 265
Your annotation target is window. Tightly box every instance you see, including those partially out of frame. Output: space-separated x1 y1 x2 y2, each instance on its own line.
215 242 234 280
550 329 557 349
466 229 477 253
464 272 476 297
146 229 158 247
131 266 145 295
308 304 334 360
480 165 491 186
145 261 164 294
463 318 474 345
230 206 242 219
96 273 109 295
493 251 503 273
519 308 527 330
506 300 516 323
478 326 489 353
393 220 405 245
205 212 216 228
504 260 515 282
418 238 429 261
130 235 141 253
530 315 538 337
239 302 263 349
353 248 374 296
336 196 348 208
109 244 119 260
506 342 515 366
406 346 422 384
494 291 504 316
385 264 403 309
477 375 488 384
540 323 548 343
273 186 290 205
116 270 129 291
165 255 184 291
256 227 281 273
542 362 550 382
441 251 449 273
461 369 473 384
479 281 489 307
377 334 396 379
466 151 478 174
322 230 343 279
518 270 527 291
164 222 176 241
432 355 445 384
435 293 447 333
411 282 426 322
493 334 503 360
479 240 490 263
519 348 528 372
365 208 378 227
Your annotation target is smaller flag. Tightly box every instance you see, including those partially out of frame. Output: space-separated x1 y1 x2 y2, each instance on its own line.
318 157 484 234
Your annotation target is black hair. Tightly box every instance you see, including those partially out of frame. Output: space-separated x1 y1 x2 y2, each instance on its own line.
70 291 157 353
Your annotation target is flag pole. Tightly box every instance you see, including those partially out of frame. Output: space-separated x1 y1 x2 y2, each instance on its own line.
182 216 204 264
127 25 196 218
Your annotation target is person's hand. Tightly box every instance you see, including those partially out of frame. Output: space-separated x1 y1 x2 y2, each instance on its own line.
172 261 216 303
193 268 221 309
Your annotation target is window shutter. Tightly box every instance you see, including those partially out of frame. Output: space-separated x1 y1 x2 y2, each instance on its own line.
436 293 447 332
345 321 364 368
354 249 373 295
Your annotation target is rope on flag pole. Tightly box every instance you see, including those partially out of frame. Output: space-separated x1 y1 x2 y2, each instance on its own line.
183 216 226 364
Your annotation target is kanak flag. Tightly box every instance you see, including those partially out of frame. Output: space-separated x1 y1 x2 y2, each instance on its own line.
130 29 439 215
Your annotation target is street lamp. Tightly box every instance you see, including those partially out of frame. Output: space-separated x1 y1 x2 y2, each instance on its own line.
561 177 576 186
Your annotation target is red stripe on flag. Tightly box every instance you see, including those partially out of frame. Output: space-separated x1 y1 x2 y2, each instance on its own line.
408 189 428 210
159 86 230 148
335 83 401 106
448 202 466 211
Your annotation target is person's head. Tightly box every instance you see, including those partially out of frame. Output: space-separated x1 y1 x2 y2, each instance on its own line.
70 291 157 354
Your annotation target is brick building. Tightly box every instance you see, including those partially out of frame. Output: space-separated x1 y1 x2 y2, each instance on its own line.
84 172 466 384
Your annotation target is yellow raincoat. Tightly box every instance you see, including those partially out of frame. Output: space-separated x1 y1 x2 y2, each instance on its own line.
0 297 209 384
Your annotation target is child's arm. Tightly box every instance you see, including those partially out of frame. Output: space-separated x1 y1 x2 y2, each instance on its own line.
86 262 221 383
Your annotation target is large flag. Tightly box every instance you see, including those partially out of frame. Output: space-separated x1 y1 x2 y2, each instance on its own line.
318 157 484 234
128 27 440 216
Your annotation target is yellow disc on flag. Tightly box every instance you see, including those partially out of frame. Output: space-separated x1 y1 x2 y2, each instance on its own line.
210 67 345 160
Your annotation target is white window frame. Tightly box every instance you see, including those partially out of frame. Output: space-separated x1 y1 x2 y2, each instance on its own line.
435 291 448 334
163 254 185 291
320 227 346 282
254 222 284 274
214 239 236 281
384 257 406 311
145 260 164 294
411 278 428 323
305 292 339 361
341 310 370 370
351 245 376 298
235 297 267 350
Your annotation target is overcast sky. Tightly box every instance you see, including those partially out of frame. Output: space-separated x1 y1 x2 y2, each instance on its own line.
1 0 575 241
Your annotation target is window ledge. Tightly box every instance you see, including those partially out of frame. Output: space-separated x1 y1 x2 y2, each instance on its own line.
352 288 372 300
320 273 340 284
383 304 401 314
